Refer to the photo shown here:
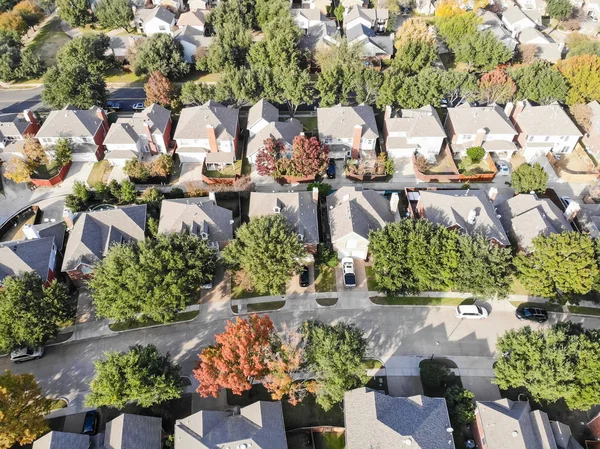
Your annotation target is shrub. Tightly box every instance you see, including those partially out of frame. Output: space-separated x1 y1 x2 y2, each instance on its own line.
170 187 184 198
73 180 91 202
124 158 150 182
307 182 331 198
317 243 338 268
466 146 485 163
65 194 85 212
420 360 450 388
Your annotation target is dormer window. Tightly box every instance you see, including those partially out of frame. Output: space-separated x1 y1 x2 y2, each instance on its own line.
200 231 209 240
273 206 281 214
297 234 304 242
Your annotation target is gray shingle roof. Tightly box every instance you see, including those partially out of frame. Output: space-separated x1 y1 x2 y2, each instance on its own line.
33 431 90 449
344 6 388 24
136 5 175 24
515 102 581 137
0 236 56 283
105 414 162 449
298 20 338 51
417 189 510 245
247 99 279 130
291 7 323 22
174 401 288 449
575 204 600 238
385 105 446 147
447 104 517 136
344 388 455 449
247 119 302 158
478 10 518 50
177 9 207 26
62 205 147 272
317 105 379 140
105 104 170 145
174 26 211 46
502 6 535 26
174 101 239 141
158 197 233 243
327 186 395 243
249 191 319 244
0 112 30 140
36 106 104 139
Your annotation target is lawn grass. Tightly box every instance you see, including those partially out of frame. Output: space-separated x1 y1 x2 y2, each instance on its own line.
87 160 113 185
314 265 336 293
104 67 147 84
567 305 600 316
371 296 474 306
197 72 221 83
296 116 318 133
49 398 68 410
509 301 563 312
510 276 531 295
316 297 338 307
362 359 383 370
365 265 379 291
246 301 285 312
26 17 71 67
109 310 198 331
204 160 242 178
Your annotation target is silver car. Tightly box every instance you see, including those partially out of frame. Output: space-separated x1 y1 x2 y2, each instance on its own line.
456 304 488 320
10 347 44 363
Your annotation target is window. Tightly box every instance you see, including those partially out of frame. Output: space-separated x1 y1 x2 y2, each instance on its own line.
562 145 570 152
81 266 93 274
545 136 550 142
461 134 472 140
528 135 534 142
159 25 166 31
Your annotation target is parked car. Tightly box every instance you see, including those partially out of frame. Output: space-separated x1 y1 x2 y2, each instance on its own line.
299 266 309 287
496 161 510 176
10 347 44 363
132 103 145 111
455 304 488 320
82 410 99 435
560 196 572 209
515 306 548 323
327 159 336 179
342 257 356 288
106 101 121 111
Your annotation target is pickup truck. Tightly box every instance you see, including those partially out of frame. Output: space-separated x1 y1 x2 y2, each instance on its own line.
342 257 356 288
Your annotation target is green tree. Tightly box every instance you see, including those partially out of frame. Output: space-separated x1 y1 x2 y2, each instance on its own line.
315 39 364 106
94 0 132 30
0 371 51 449
454 30 513 72
0 0 16 12
511 60 568 104
444 386 476 426
18 48 45 79
466 146 485 163
89 233 216 322
86 344 183 408
420 360 450 389
179 81 215 105
0 44 20 81
353 67 382 106
49 138 72 169
215 66 260 108
254 0 288 30
133 33 189 79
56 0 91 26
494 323 600 410
546 0 572 20
435 11 480 49
57 33 111 75
42 63 107 109
515 233 598 302
119 179 137 203
222 214 306 295
557 55 600 105
392 39 437 74
73 180 91 202
302 321 368 411
0 273 71 352
123 158 150 181
510 162 548 193
568 40 600 58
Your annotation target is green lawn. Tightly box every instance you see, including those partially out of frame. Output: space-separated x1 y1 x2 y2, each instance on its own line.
316 297 337 307
246 301 286 312
49 398 68 410
567 305 600 316
362 359 383 370
509 301 563 312
365 266 379 291
87 160 113 185
315 265 336 293
26 17 71 67
371 296 474 306
205 160 242 178
510 276 531 295
296 116 318 134
104 67 148 84
109 311 198 331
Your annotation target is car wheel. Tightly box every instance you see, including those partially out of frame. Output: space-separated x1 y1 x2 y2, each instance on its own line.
14 360 21 364
35 356 41 360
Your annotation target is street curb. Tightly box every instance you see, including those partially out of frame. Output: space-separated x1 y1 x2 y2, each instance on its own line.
106 311 200 335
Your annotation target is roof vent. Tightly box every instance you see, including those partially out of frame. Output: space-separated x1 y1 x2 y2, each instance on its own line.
512 430 519 437
404 438 413 445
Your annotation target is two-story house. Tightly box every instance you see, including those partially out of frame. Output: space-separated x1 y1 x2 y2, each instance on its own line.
384 105 446 161
134 6 176 36
173 100 239 168
104 104 172 167
174 28 213 63
509 101 582 162
246 100 303 164
445 103 518 159
515 0 544 25
501 6 537 33
343 6 393 60
478 10 517 51
176 9 207 33
317 104 379 160
0 110 40 159
36 106 110 161
344 6 389 32
516 27 563 63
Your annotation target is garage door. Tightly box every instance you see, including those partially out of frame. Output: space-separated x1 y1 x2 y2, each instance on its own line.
351 250 367 259
177 153 206 163
71 153 97 162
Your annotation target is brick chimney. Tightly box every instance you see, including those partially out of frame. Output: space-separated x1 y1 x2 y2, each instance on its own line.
351 124 362 159
312 186 319 203
206 124 218 153
488 187 498 202
512 101 526 120
23 109 37 126
144 121 158 154
63 207 76 230
504 102 514 119
473 128 487 147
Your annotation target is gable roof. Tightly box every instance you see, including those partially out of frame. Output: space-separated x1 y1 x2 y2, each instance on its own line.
36 106 104 138
62 205 147 272
174 401 288 449
291 7 323 22
0 112 30 139
518 27 550 44
249 191 319 244
317 105 379 140
447 104 517 136
502 6 536 26
576 203 600 238
514 102 581 137
0 236 56 284
417 189 510 245
174 101 238 141
105 414 162 449
136 5 175 24
247 119 302 158
344 388 455 449
177 9 207 26
478 10 518 50
105 104 171 145
327 186 395 242
158 197 233 243
385 105 446 142
299 20 338 51
33 431 90 449
174 26 212 47
344 6 388 24
247 99 279 130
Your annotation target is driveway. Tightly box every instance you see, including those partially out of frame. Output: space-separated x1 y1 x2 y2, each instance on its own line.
177 163 204 186
335 258 368 292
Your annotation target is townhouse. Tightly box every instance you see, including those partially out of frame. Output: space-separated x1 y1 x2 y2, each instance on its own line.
343 6 393 60
501 6 537 33
0 109 40 159
134 5 176 36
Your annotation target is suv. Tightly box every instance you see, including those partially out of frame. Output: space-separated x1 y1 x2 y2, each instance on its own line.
327 159 336 179
342 257 356 288
82 410 99 435
515 306 548 323
299 266 309 287
455 304 488 320
10 347 44 363
106 101 121 111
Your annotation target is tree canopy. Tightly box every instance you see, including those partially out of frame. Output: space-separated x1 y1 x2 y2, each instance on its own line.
478 67 516 103
256 136 329 178
86 344 183 408
546 0 572 20
558 55 600 105
133 33 189 79
511 60 568 104
57 33 111 75
510 162 548 194
454 30 513 72
42 63 107 109
94 0 132 30
56 0 91 27
494 323 600 410
144 70 173 107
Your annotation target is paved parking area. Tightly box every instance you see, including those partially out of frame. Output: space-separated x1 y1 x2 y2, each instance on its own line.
287 263 315 296
462 376 501 401
387 376 424 398
335 258 368 292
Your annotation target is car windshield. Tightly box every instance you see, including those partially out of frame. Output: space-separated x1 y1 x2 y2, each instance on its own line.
524 309 532 316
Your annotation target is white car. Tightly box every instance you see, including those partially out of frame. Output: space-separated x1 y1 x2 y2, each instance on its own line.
496 161 510 176
132 102 145 111
10 347 44 363
455 304 488 320
342 257 356 288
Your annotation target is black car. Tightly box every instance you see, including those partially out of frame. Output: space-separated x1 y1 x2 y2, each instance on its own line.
106 101 121 111
515 307 548 323
82 410 99 435
327 159 336 179
299 266 309 287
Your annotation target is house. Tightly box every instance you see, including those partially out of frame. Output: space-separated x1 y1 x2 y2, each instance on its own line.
516 0 544 25
478 10 518 51
342 6 392 59
384 105 446 161
296 17 338 52
509 101 582 162
473 399 584 449
134 6 176 36
174 28 213 63
344 388 456 449
582 101 600 158
246 100 303 164
412 189 510 246
105 414 162 449
445 103 518 159
497 194 572 251
575 204 600 238
290 0 333 14
191 0 218 8
36 106 110 162
0 110 40 159
249 190 319 253
0 222 65 286
177 9 207 32
106 35 144 62
173 101 239 167
104 104 172 167
174 401 288 449
292 8 327 31
415 0 436 15
317 104 379 159
158 196 233 250
327 186 399 259
344 6 389 32
516 28 563 63
501 6 537 33
61 205 147 284
33 432 90 449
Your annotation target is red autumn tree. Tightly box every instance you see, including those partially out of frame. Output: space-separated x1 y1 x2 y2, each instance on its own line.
255 137 283 177
478 67 517 104
194 315 275 397
291 135 329 178
144 71 174 107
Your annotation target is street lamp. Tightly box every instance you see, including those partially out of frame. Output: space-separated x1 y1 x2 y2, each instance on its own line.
430 341 440 360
